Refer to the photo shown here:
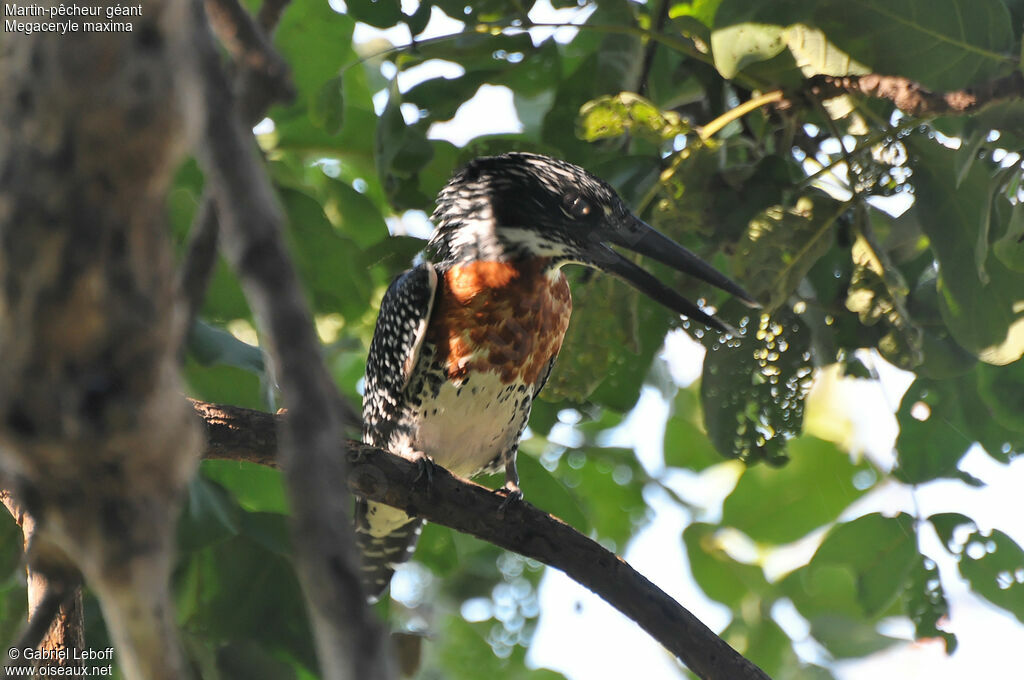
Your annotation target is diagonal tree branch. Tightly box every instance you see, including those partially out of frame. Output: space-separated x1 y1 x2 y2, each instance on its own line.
804 72 1024 116
191 400 773 680
185 3 393 678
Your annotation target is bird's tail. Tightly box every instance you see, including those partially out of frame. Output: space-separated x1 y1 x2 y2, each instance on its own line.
354 499 424 601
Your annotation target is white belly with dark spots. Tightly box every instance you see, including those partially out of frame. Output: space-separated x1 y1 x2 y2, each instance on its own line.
393 371 534 478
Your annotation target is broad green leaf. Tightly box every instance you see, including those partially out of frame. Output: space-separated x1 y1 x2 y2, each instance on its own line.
415 523 461 577
784 24 870 78
343 0 403 28
216 640 298 680
710 23 788 79
664 411 722 472
183 358 267 410
577 93 687 143
517 453 590 534
274 1 354 107
906 555 956 653
550 450 647 549
929 512 978 555
683 523 771 610
701 306 815 465
894 378 973 483
434 615 565 680
976 358 1024 433
321 178 390 249
544 273 640 404
734 195 844 312
813 513 918 616
721 437 872 544
177 476 242 552
722 616 794 677
812 0 1016 91
907 133 1024 366
202 460 290 515
281 187 371 320
958 529 1024 624
808 615 900 659
784 513 917 622
187 321 265 374
176 537 317 670
311 75 345 134
846 230 923 370
994 202 1024 273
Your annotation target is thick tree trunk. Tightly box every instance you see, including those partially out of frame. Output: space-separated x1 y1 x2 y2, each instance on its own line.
0 3 201 677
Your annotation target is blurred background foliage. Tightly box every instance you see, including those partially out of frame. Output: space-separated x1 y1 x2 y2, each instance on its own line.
4 0 1024 678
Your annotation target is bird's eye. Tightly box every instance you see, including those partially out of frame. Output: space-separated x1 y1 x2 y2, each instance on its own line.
565 192 593 219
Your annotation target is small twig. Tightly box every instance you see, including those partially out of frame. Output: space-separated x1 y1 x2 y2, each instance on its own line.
193 400 773 680
805 72 1024 116
178 0 295 334
700 90 785 141
635 0 669 96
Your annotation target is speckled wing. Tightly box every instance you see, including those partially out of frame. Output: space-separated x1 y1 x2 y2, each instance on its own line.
361 263 437 449
358 263 437 600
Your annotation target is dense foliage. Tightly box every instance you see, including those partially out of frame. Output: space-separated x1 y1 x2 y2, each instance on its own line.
4 0 1023 677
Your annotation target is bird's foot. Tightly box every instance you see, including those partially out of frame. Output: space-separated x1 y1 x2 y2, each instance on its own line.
496 481 524 518
408 451 436 485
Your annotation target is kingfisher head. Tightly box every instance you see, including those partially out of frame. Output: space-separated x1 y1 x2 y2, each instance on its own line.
428 152 759 333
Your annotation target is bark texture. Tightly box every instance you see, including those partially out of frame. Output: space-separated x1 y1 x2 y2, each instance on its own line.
0 3 201 677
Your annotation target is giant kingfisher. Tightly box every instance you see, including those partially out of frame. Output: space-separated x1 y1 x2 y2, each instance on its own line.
357 152 758 598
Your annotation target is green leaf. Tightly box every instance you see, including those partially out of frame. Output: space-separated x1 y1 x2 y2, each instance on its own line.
187 321 264 374
812 0 1016 91
281 187 371 320
957 528 1024 624
976 358 1024 433
994 202 1024 273
273 1 354 107
701 305 815 465
183 358 267 410
175 537 316 669
907 133 1024 365
814 513 918 616
321 178 389 249
550 449 647 548
784 513 918 623
342 0 403 29
543 273 640 404
905 555 956 653
734 195 843 312
577 92 686 143
710 23 788 79
808 614 900 659
683 523 771 610
517 453 590 534
177 476 242 553
201 460 290 515
217 640 298 680
663 405 722 472
311 75 345 134
721 616 795 677
894 378 974 483
846 230 923 370
721 437 873 545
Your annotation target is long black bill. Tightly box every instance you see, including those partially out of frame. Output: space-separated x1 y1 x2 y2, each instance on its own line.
588 216 759 335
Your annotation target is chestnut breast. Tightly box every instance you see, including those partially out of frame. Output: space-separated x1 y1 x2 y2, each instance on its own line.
427 258 572 386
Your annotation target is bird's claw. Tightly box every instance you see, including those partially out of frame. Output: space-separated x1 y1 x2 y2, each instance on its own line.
412 454 436 485
496 482 524 518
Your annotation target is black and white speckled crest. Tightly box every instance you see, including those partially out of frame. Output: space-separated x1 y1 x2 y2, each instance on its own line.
427 152 633 266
